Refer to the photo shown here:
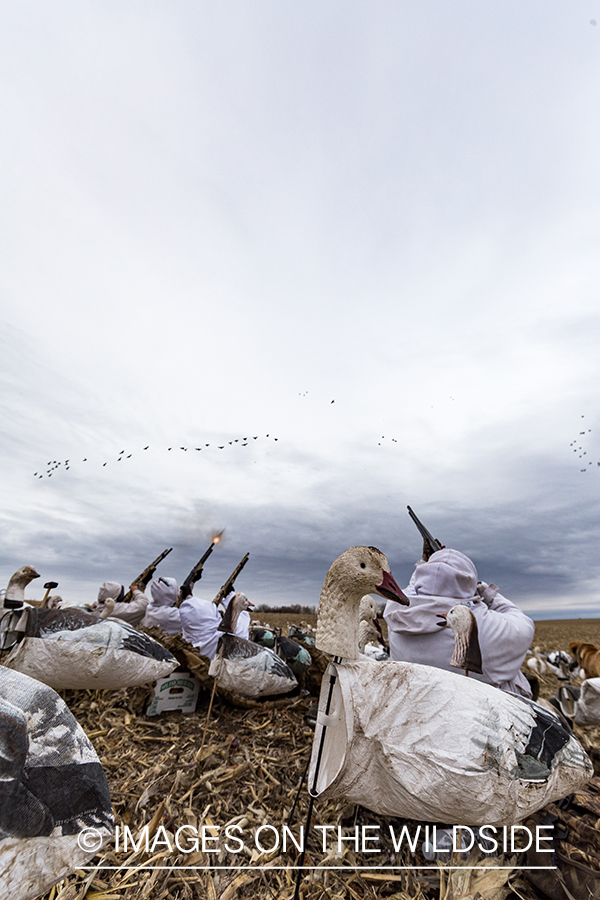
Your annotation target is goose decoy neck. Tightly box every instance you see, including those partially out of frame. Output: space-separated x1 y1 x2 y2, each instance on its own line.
316 547 407 660
218 592 252 634
446 606 483 674
4 566 41 605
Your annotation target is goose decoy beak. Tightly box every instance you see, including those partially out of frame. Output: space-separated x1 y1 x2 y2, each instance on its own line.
375 570 409 605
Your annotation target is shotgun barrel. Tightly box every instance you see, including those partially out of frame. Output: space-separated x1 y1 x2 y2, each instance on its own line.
407 506 443 555
212 553 250 606
178 539 220 605
123 547 173 602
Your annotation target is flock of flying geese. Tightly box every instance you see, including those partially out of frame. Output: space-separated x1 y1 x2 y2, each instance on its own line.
32 435 282 477
571 415 599 472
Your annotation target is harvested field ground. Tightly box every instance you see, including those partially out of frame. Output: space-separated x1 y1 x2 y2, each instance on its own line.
533 617 600 651
36 617 600 900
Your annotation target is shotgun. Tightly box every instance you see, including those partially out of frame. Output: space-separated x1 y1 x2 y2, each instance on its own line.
407 506 443 557
122 547 173 602
212 553 250 606
178 538 221 605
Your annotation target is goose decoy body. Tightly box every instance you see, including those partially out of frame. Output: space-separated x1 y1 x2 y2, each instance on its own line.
546 650 577 681
0 606 177 690
527 646 548 676
249 625 276 649
288 623 315 646
309 547 592 826
276 634 312 675
251 625 312 673
209 594 298 697
0 667 113 900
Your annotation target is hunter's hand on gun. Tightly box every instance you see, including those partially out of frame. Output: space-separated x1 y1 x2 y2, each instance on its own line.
179 583 193 602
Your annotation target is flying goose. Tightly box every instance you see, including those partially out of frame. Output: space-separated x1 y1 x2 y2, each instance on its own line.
308 546 592 826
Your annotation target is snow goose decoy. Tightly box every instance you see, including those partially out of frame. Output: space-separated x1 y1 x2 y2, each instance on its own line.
436 604 483 676
526 646 548 676
288 622 315 646
358 595 389 660
0 606 178 691
546 650 577 681
209 593 298 697
0 667 113 900
276 634 312 675
3 566 40 609
308 546 592 826
249 624 276 649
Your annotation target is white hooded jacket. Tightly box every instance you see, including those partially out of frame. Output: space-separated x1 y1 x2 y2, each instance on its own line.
97 581 149 628
383 549 534 697
180 591 250 659
142 577 182 634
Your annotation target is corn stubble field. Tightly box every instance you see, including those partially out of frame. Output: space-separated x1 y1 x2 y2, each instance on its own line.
39 617 600 900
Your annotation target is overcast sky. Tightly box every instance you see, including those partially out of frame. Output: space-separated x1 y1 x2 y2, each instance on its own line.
1 1 600 618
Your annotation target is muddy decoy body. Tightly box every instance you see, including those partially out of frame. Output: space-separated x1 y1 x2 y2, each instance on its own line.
308 546 592 826
0 606 177 690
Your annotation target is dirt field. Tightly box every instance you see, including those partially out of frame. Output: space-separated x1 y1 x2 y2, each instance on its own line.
533 617 600 651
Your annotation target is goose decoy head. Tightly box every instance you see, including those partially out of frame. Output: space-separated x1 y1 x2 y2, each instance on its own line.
9 566 40 585
218 592 255 634
4 566 42 607
326 547 408 606
98 598 116 619
437 605 483 675
317 547 408 659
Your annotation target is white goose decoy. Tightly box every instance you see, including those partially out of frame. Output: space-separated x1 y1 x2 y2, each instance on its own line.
3 567 40 609
208 593 298 697
527 646 548 676
358 596 389 660
545 650 577 681
0 606 178 690
0 667 113 900
436 604 483 676
309 547 592 826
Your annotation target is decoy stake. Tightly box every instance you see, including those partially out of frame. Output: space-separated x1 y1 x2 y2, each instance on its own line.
291 657 340 900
